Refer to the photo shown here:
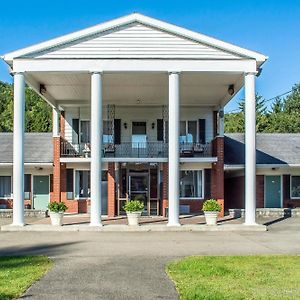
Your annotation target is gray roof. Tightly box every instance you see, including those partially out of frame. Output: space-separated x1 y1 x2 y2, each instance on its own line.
225 133 300 165
0 133 53 163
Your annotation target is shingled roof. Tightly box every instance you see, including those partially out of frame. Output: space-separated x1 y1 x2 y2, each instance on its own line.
225 133 300 165
0 133 53 163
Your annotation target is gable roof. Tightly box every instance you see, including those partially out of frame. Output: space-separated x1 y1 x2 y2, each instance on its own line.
225 133 300 166
0 133 53 163
3 13 267 64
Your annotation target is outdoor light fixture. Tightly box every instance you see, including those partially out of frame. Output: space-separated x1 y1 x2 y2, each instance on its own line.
39 84 47 95
228 84 235 96
152 122 155 129
137 99 141 104
124 122 128 129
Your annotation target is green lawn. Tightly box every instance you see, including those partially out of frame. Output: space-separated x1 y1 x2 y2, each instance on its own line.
167 255 300 300
0 256 53 300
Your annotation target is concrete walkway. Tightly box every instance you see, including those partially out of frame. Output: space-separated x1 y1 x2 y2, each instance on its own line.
0 217 299 300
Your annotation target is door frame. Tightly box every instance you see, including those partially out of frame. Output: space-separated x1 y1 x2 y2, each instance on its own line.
264 175 283 208
32 175 50 210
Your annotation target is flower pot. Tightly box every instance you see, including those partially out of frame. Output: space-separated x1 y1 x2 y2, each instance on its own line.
126 211 142 226
204 211 219 225
49 212 64 226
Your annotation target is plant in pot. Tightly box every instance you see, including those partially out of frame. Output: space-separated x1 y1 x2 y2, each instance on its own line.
47 201 68 226
202 199 221 226
123 197 144 226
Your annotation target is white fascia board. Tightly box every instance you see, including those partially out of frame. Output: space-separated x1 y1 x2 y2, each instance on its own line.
224 164 292 170
13 59 257 73
60 157 168 163
3 13 267 63
180 157 218 163
0 162 53 166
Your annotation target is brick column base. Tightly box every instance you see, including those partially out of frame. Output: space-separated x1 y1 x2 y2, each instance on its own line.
108 162 116 217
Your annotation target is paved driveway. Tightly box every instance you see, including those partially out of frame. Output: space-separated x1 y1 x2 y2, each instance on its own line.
0 217 299 300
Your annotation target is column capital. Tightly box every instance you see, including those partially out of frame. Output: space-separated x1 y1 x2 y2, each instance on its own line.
90 71 103 75
244 71 257 76
168 71 181 75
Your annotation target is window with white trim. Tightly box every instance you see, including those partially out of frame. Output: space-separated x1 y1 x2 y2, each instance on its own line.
180 121 197 143
0 176 11 198
291 176 300 198
180 170 203 198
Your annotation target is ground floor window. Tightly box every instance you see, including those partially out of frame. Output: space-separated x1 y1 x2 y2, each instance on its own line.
180 170 203 198
291 176 300 198
0 176 11 198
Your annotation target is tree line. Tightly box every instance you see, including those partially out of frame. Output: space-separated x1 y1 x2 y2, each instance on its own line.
0 80 299 133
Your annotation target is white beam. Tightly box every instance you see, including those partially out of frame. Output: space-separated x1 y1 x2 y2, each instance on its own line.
52 107 60 137
244 72 257 225
167 72 181 226
13 73 25 226
90 72 103 226
13 59 257 73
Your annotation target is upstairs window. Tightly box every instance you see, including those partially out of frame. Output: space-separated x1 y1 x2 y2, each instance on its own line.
180 121 197 143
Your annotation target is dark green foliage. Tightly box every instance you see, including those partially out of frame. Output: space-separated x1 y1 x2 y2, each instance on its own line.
0 81 52 132
47 201 68 212
202 199 221 212
225 83 300 133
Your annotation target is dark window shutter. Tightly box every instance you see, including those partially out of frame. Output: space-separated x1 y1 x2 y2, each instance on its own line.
157 119 163 141
24 174 31 192
285 175 291 199
72 119 79 144
50 174 53 193
204 169 211 198
66 169 74 193
199 119 206 144
114 119 121 145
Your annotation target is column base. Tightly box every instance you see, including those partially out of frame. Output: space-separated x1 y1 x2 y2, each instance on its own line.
167 222 181 227
12 222 25 227
243 222 258 226
89 222 103 227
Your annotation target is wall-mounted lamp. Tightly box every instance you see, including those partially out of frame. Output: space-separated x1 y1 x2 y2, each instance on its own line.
39 84 47 95
137 99 141 104
151 122 155 129
124 122 128 129
228 84 235 96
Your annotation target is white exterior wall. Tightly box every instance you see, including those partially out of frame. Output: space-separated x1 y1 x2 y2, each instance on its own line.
64 105 214 144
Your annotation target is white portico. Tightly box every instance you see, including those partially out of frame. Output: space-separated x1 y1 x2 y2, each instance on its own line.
2 13 267 227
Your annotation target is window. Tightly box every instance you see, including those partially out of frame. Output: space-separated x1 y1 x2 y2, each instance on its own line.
24 174 31 200
0 176 11 198
103 120 114 144
132 122 147 147
180 170 203 198
80 121 90 143
180 121 197 143
291 176 300 198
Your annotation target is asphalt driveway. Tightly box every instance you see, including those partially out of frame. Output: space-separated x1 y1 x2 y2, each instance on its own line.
0 217 299 300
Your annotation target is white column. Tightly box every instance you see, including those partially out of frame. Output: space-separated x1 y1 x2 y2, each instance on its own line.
167 72 181 226
244 72 257 225
13 73 25 226
52 107 60 137
218 109 224 136
90 72 103 226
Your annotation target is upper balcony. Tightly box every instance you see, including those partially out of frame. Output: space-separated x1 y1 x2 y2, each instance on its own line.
60 140 212 159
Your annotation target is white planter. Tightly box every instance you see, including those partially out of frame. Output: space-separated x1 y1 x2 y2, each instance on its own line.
49 212 64 226
204 211 219 225
126 211 142 226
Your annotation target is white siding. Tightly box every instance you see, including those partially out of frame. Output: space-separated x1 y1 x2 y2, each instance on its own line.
33 23 240 59
64 106 214 144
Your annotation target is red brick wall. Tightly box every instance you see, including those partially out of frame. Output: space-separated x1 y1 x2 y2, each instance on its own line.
60 111 65 139
52 137 61 202
162 162 168 217
108 162 116 217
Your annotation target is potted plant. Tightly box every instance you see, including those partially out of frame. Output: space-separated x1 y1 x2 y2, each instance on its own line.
202 199 221 225
47 201 68 226
123 199 144 226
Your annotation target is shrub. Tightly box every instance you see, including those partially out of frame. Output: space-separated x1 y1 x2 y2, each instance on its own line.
123 200 144 212
47 201 68 213
202 199 221 212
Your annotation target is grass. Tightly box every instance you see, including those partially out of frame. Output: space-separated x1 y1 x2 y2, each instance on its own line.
167 255 300 300
0 256 53 300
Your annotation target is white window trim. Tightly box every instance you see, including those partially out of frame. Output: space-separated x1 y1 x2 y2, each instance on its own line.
290 175 300 200
0 175 12 199
180 120 199 143
179 169 204 200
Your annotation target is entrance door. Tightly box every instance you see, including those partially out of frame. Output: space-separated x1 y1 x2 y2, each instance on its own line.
33 176 49 210
265 176 281 208
129 173 148 213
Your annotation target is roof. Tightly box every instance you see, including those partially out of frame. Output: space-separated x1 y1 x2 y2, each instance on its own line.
0 133 53 163
2 13 267 64
225 133 300 166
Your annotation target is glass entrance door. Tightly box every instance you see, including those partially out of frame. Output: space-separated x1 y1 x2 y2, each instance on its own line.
129 173 148 214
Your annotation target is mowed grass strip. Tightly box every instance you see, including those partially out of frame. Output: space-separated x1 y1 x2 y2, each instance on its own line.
0 256 53 300
167 255 300 300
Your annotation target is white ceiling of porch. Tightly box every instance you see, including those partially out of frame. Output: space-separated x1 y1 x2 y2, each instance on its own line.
28 71 243 107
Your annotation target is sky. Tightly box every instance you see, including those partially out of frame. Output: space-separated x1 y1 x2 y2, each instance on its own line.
0 0 299 112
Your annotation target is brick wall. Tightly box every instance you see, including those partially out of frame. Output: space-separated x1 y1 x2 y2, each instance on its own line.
162 162 168 217
108 162 116 217
52 137 61 202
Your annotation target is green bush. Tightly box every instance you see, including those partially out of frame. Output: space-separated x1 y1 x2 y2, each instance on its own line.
202 199 221 212
47 201 68 213
123 200 144 212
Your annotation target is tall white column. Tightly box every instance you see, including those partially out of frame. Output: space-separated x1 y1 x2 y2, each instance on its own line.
218 109 224 137
90 72 103 226
244 72 257 225
167 72 181 226
13 73 25 226
52 107 60 137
